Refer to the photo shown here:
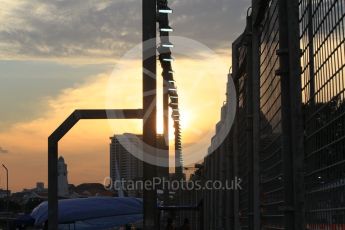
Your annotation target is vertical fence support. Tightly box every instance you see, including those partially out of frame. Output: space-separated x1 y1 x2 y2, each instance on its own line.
286 0 305 229
278 0 295 227
250 10 261 230
278 0 304 229
251 3 262 230
232 37 241 230
245 15 255 230
143 0 158 229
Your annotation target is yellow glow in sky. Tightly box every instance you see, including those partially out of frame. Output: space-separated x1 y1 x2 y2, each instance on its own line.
0 50 231 191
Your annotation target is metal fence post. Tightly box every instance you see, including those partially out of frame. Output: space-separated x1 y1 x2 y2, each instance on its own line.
244 16 255 230
249 8 261 229
277 0 304 229
278 0 295 228
286 0 305 228
232 40 240 230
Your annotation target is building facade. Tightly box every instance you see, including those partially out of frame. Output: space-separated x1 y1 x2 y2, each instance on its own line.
110 134 143 197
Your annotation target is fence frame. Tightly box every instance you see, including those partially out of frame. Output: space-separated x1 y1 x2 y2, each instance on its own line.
179 0 345 228
231 0 305 229
277 0 305 229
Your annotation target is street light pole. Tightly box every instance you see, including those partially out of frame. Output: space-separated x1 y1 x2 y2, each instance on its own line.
142 0 158 229
2 164 9 211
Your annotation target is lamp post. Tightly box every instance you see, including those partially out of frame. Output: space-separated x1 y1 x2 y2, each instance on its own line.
2 164 9 211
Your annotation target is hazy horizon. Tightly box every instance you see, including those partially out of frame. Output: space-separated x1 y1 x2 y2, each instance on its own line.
0 0 249 192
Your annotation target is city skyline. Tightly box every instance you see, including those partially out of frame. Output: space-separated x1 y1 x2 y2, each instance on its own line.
0 0 250 192
0 0 343 229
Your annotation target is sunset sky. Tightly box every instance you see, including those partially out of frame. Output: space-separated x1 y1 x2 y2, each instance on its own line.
0 0 249 192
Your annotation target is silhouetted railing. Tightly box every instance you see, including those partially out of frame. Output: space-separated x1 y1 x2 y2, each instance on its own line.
300 0 345 228
177 0 344 229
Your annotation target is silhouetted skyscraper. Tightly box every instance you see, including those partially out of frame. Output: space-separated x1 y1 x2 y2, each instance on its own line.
110 134 143 197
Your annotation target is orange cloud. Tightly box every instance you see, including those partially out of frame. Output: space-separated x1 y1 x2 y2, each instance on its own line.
0 51 231 191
